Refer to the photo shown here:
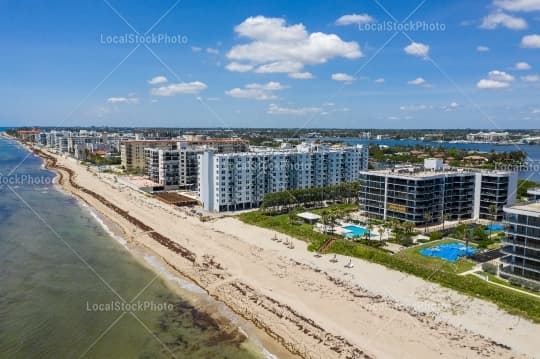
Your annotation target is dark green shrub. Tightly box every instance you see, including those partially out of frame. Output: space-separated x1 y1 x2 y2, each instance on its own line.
482 262 498 275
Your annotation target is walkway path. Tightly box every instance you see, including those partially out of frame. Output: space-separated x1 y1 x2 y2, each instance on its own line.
467 272 540 300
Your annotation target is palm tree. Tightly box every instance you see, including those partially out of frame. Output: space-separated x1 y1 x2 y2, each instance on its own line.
442 213 450 231
404 221 415 235
367 221 374 241
488 204 498 238
423 212 432 234
327 213 338 234
288 210 295 224
382 221 392 241
465 227 472 258
321 210 329 232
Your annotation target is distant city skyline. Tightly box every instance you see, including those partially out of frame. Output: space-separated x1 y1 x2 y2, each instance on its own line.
1 0 539 128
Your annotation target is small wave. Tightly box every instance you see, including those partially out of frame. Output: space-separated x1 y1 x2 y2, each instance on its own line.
83 204 128 249
143 255 206 294
261 348 279 359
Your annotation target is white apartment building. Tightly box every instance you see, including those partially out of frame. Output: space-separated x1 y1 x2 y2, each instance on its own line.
466 131 509 142
198 144 368 212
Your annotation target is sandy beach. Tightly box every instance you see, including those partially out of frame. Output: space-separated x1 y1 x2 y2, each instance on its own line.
32 146 539 359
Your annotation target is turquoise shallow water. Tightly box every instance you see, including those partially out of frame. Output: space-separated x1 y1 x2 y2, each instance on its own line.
0 138 262 359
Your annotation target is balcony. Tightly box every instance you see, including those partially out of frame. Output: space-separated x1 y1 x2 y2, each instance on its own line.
501 246 540 262
500 256 540 273
503 235 540 250
500 265 540 282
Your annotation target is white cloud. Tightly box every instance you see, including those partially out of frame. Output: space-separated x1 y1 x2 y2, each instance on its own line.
399 104 430 111
150 81 207 96
225 62 254 72
336 13 375 26
477 45 490 52
404 42 430 59
514 61 532 70
107 96 139 104
374 78 385 84
206 47 219 55
488 70 515 81
480 11 527 29
477 79 511 89
147 76 168 85
522 74 539 82
245 81 286 90
288 72 314 79
408 77 427 85
225 81 286 100
267 103 322 116
226 88 277 100
331 73 356 83
254 61 303 73
477 70 515 89
442 101 460 111
226 16 362 75
494 0 540 12
521 34 540 47
191 46 202 52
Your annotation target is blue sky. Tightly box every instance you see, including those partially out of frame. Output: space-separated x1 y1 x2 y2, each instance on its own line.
1 0 539 129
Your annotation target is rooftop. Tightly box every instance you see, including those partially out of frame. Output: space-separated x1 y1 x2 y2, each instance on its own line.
505 201 540 214
179 137 248 144
361 167 513 178
297 212 321 221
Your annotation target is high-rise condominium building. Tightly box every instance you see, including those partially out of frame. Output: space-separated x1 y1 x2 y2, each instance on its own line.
360 159 517 226
198 143 368 212
502 202 540 283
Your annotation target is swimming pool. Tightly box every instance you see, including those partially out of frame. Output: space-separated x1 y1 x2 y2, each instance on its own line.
342 225 370 237
420 243 477 262
486 223 504 231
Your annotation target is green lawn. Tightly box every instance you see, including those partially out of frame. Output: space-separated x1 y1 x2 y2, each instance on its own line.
478 271 540 296
239 210 330 250
238 209 540 323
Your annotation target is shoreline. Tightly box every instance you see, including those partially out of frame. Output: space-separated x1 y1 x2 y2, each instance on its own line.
16 141 540 358
28 144 314 358
26 144 289 359
79 201 285 359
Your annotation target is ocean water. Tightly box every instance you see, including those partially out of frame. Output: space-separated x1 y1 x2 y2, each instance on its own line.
341 138 540 182
0 138 263 358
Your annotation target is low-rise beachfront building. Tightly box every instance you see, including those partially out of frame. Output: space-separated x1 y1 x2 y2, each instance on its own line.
144 148 180 189
179 148 203 190
198 143 368 212
139 139 250 191
359 159 517 226
501 202 540 283
120 140 177 173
